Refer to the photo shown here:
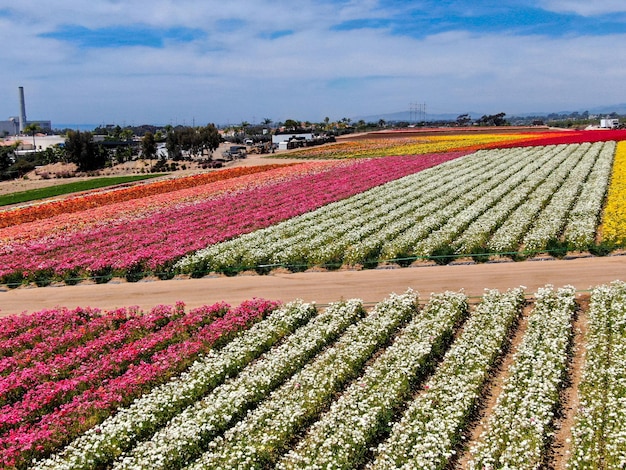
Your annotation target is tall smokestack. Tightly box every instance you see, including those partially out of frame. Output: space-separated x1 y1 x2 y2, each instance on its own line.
18 86 27 133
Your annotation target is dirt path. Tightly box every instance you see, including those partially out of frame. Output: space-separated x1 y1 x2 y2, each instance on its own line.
1 256 624 317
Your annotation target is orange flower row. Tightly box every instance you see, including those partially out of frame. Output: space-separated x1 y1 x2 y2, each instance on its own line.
0 165 294 229
0 162 342 244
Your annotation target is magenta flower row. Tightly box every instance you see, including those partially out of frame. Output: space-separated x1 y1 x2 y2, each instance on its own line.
0 307 152 376
0 302 220 423
0 308 110 358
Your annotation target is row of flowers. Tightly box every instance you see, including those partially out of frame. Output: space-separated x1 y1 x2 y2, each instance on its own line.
410 144 578 257
495 129 626 149
186 291 419 469
1 299 279 470
176 145 542 273
0 164 293 229
521 143 609 252
111 299 366 470
283 129 626 161
0 302 223 430
569 281 626 469
0 307 112 360
33 300 319 470
277 291 468 469
0 302 188 405
561 142 615 250
600 141 626 246
454 144 574 254
284 132 541 159
0 308 142 377
368 288 525 469
0 152 465 286
12 285 619 468
0 162 337 245
177 142 615 276
468 286 576 468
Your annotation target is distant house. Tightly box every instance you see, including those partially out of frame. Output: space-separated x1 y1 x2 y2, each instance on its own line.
271 133 314 145
600 118 619 129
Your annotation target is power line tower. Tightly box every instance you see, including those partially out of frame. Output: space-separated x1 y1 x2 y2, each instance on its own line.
409 102 426 123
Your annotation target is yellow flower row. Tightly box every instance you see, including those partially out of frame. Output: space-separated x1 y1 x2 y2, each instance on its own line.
601 140 626 245
285 133 538 159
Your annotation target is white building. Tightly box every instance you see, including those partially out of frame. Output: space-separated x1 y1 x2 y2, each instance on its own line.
600 118 619 129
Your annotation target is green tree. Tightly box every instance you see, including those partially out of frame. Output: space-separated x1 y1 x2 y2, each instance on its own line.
477 112 508 126
240 121 250 136
120 129 134 141
198 124 221 157
0 144 18 175
456 114 472 126
24 123 42 150
142 131 157 161
65 130 107 171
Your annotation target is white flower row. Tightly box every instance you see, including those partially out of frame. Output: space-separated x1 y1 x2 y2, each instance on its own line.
412 145 558 257
176 147 521 272
523 142 607 252
379 147 535 260
368 287 526 470
488 144 595 253
185 290 420 470
175 154 481 271
568 281 626 469
112 299 366 470
563 141 616 250
343 150 510 264
32 300 318 470
468 285 576 469
454 144 573 254
277 291 468 470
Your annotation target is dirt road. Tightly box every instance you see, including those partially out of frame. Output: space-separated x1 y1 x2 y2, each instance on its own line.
2 256 625 316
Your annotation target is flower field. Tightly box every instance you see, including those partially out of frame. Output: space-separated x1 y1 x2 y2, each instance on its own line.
0 283 620 469
177 140 617 274
2 128 626 469
0 152 466 286
2 129 626 286
282 132 542 159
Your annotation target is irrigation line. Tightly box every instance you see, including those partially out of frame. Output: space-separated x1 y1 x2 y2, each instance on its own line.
1 248 621 290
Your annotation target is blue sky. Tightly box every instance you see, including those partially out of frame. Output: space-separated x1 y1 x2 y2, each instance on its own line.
1 0 626 126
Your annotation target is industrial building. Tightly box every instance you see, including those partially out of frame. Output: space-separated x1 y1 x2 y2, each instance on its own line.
0 87 51 136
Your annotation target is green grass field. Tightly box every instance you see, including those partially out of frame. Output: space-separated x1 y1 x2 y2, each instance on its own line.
0 174 166 207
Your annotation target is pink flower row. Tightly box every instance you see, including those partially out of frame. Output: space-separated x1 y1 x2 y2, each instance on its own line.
0 302 191 410
0 308 108 358
1 152 468 282
0 298 279 470
0 162 340 245
0 307 149 377
0 301 224 433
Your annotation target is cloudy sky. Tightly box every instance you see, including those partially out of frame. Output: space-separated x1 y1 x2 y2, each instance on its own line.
1 0 626 126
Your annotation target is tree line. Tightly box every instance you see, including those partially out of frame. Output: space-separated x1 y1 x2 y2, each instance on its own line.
0 124 222 180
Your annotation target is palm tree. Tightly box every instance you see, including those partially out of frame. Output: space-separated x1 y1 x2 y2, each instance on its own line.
240 121 250 136
23 123 41 150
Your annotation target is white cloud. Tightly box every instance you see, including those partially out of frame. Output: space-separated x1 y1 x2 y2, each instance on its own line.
1 1 626 125
540 0 626 17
